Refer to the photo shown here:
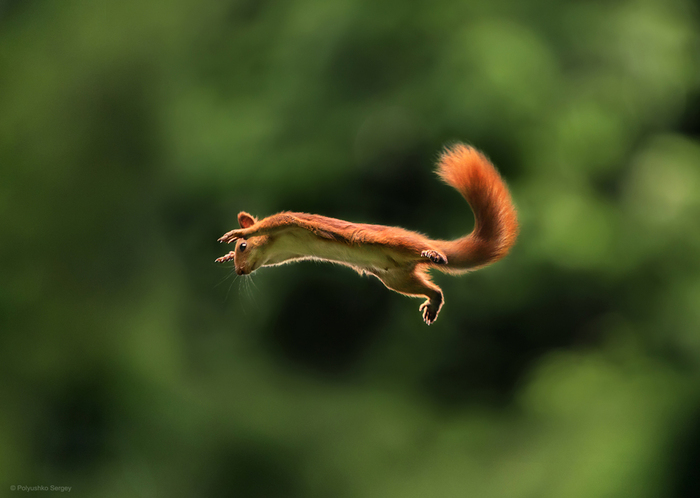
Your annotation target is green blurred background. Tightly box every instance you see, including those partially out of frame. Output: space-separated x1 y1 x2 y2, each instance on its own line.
2 0 700 496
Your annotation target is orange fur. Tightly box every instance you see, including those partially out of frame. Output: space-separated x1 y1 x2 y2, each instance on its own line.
435 144 519 273
217 143 518 324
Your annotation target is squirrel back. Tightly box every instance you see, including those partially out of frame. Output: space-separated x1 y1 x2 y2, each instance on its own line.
435 144 518 273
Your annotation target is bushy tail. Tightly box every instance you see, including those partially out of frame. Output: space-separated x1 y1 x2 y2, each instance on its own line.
435 144 519 273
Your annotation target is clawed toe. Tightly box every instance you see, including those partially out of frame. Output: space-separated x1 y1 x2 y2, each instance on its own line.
218 231 240 244
419 302 439 325
421 250 448 265
215 251 235 263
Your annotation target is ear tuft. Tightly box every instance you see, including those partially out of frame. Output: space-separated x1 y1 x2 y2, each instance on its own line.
238 212 256 228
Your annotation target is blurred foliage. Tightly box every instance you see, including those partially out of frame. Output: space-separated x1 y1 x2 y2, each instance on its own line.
1 0 700 496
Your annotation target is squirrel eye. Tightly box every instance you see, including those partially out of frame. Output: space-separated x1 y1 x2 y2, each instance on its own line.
239 241 247 251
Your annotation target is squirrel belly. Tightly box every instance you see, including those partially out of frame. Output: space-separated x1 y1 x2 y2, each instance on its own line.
216 143 518 325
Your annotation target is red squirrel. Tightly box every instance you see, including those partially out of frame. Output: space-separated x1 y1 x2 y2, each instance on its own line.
216 143 518 324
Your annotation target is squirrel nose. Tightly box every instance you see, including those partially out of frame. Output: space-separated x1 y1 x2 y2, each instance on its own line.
236 268 243 275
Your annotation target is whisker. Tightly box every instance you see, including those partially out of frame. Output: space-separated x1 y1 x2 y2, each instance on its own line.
248 274 259 292
236 277 248 315
243 274 252 299
215 265 237 287
224 271 239 303
242 274 260 309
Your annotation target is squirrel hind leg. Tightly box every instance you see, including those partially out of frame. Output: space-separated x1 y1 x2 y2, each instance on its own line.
380 269 444 325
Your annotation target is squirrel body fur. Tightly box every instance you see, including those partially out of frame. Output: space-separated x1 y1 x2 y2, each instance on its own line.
216 143 518 324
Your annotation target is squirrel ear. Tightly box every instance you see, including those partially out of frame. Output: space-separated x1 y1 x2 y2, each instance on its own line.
238 211 256 228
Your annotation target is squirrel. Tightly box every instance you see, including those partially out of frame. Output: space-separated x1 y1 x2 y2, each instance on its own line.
216 143 518 324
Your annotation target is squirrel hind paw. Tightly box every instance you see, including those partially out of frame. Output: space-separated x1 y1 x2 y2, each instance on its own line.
421 250 448 265
419 301 440 325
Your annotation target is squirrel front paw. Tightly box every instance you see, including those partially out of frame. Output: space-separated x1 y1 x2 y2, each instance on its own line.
419 301 441 325
215 251 235 263
421 250 448 265
218 229 245 244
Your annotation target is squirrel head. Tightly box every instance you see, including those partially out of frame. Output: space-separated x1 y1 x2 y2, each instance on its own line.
231 211 268 275
231 236 269 275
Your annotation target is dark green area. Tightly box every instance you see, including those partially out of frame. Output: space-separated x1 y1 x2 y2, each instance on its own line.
2 0 700 496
